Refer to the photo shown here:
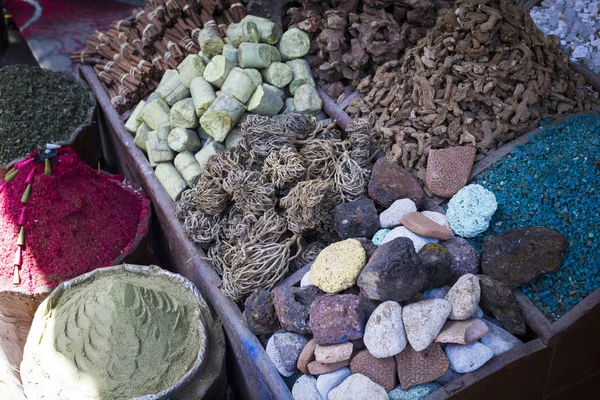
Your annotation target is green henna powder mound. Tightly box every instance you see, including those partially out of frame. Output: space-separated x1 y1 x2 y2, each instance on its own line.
21 268 205 399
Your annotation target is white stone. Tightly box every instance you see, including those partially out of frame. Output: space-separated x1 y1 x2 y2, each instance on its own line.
316 367 351 399
480 320 522 356
292 375 324 400
445 274 481 320
402 299 452 351
328 374 388 400
380 226 438 252
266 332 308 377
379 199 417 228
300 271 314 287
445 342 494 373
363 301 407 358
421 211 451 230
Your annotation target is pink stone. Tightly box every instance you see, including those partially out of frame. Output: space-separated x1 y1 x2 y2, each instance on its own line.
315 342 354 364
401 212 452 240
297 339 317 374
435 319 489 344
426 147 476 198
307 359 350 375
395 343 449 389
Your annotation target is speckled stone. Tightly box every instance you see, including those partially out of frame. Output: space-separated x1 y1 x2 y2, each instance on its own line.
297 339 317 374
354 237 378 259
308 359 351 375
350 350 397 392
403 299 452 351
401 212 452 240
426 146 476 198
244 289 281 335
381 226 439 252
480 320 522 356
328 374 389 400
316 367 352 398
420 211 450 230
310 294 364 345
315 342 354 364
445 274 481 320
334 199 380 239
446 184 497 238
372 229 391 246
478 274 526 335
358 237 426 302
310 239 367 293
418 244 453 290
273 285 324 334
481 226 568 287
379 199 418 229
435 319 489 344
394 343 449 389
445 342 494 373
292 375 324 400
363 301 407 358
369 158 425 208
266 331 308 377
442 237 481 282
388 383 443 400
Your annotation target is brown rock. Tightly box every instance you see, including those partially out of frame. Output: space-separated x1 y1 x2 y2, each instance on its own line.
478 274 526 335
395 343 449 389
244 289 280 335
426 146 476 198
297 339 317 374
368 158 425 208
435 319 489 344
307 359 351 375
315 342 354 364
350 350 397 392
310 294 365 345
401 212 452 240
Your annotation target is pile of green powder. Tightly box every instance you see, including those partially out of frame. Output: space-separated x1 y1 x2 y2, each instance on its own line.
22 271 203 399
0 65 93 165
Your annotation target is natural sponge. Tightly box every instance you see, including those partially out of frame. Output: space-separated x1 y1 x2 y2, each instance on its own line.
446 184 497 238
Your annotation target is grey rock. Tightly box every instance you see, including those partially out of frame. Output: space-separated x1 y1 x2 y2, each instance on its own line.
445 274 480 320
403 299 452 351
444 342 494 373
435 369 463 385
442 237 481 282
266 332 308 377
316 367 351 399
363 301 407 358
292 375 324 400
379 199 417 229
328 374 388 400
480 320 522 356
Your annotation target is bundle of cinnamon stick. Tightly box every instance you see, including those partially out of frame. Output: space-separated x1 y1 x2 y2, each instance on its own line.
71 0 247 113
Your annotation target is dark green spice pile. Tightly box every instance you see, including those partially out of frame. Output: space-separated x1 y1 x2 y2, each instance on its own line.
0 65 93 165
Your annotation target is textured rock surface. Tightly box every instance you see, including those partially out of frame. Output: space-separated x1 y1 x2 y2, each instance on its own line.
446 184 497 238
359 293 381 321
310 294 364 344
350 350 397 392
481 226 569 287
445 274 481 320
315 342 354 364
244 289 280 335
369 158 425 208
297 339 317 374
395 343 449 389
317 367 352 399
379 199 417 229
354 237 378 259
334 199 380 239
435 319 489 344
363 301 407 358
328 374 389 400
426 146 477 198
419 244 453 290
480 320 522 356
401 212 452 240
308 359 351 375
310 239 367 293
372 229 391 246
292 375 324 400
358 238 426 302
420 211 450 230
389 382 443 400
266 332 308 377
403 299 452 351
443 237 481 282
435 368 463 385
273 285 323 334
478 274 526 335
445 342 494 373
381 226 439 252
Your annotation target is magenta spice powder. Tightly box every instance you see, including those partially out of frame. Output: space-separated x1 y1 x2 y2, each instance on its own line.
0 148 150 294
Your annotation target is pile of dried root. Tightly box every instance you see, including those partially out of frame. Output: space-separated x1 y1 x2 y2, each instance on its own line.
176 112 374 301
288 0 450 101
347 0 600 181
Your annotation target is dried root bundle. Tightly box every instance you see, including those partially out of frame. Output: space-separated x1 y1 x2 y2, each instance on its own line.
291 240 325 271
183 211 222 245
222 170 276 216
334 152 369 202
279 111 316 139
262 145 306 188
241 114 295 156
280 179 334 234
194 177 230 215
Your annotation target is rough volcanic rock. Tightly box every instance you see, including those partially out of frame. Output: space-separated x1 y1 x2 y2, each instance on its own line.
442 237 481 282
273 285 323 334
266 331 308 377
418 243 453 290
481 226 568 287
478 274 526 335
394 343 449 389
310 239 367 293
335 199 380 239
446 184 497 238
310 294 364 344
426 146 477 198
369 158 425 208
350 350 397 392
244 289 281 335
357 237 426 302
354 237 378 259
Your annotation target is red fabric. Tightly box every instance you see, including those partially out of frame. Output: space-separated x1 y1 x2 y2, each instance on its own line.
0 148 150 294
